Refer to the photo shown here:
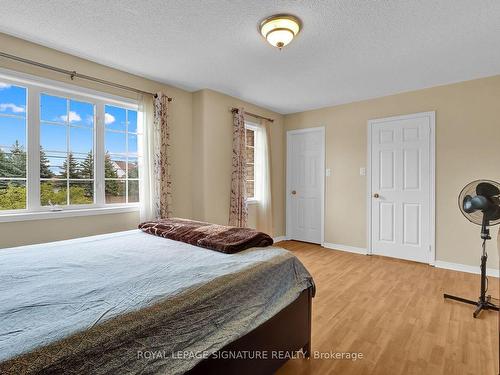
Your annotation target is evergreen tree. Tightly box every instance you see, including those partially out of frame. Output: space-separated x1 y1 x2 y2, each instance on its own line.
0 148 9 189
9 140 26 178
60 152 80 179
104 152 120 196
0 142 26 208
0 148 7 173
40 147 54 179
79 151 94 197
79 151 94 179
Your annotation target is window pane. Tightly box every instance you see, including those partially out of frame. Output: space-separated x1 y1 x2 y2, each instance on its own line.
60 153 82 179
105 131 126 154
40 180 67 206
246 163 254 180
69 100 94 127
128 180 139 203
0 147 27 179
69 181 93 205
40 94 95 199
246 146 254 163
0 121 27 177
105 105 126 131
70 127 93 154
0 83 26 116
105 180 125 204
41 123 67 152
104 105 141 206
245 127 257 200
128 133 138 155
42 152 67 178
0 153 13 178
0 180 26 210
40 94 67 123
0 117 26 150
128 157 139 178
105 155 126 179
128 110 138 133
246 181 254 199
246 129 254 146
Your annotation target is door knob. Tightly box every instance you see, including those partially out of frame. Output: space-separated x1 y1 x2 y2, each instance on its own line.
291 190 297 195
373 193 380 198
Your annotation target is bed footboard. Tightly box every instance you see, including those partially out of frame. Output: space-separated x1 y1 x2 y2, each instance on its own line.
187 286 313 375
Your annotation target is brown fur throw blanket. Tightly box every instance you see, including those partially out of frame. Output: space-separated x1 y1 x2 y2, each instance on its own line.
138 218 274 254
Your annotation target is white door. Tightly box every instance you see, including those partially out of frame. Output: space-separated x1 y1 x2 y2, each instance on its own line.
369 112 435 264
287 128 324 244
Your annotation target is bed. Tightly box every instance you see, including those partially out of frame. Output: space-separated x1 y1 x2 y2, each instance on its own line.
0 229 314 374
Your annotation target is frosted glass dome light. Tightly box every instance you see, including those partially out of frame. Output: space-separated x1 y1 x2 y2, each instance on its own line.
259 14 302 49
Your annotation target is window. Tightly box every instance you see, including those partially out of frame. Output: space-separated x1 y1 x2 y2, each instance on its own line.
0 83 27 210
104 105 140 204
40 94 95 206
245 126 256 199
0 72 140 217
245 122 263 201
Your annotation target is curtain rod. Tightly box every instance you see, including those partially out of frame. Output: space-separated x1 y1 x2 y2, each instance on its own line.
231 107 274 123
0 51 172 102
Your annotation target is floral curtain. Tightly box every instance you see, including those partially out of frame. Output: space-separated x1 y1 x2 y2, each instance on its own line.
152 92 172 219
228 108 248 227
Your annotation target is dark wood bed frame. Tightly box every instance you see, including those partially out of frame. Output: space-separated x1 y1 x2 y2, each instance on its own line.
187 286 314 375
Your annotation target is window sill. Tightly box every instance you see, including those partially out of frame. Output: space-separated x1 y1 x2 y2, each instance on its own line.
0 206 139 223
247 199 260 205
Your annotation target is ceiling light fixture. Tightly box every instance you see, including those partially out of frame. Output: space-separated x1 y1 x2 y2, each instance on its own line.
259 14 302 50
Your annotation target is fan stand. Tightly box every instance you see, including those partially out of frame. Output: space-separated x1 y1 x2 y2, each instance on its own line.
443 224 499 318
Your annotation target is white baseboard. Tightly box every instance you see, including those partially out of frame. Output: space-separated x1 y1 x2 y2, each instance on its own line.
323 242 367 255
320 245 500 277
434 260 499 277
273 236 286 243
285 239 500 277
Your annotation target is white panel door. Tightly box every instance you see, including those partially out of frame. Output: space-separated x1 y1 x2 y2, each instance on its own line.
287 128 324 244
369 113 434 263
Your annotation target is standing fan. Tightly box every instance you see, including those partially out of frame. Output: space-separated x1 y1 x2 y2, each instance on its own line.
444 180 500 318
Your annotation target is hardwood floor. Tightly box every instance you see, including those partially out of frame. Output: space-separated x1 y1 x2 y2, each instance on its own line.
275 241 499 375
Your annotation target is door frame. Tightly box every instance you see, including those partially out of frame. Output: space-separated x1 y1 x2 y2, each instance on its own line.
366 111 436 265
286 127 326 245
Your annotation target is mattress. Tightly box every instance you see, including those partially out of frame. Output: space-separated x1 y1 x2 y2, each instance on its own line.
0 230 313 374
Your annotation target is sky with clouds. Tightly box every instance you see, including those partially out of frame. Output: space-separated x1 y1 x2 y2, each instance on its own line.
0 83 138 160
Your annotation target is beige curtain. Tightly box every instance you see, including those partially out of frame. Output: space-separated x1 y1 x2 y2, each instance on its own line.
228 108 248 227
138 94 156 221
152 92 172 219
256 119 273 235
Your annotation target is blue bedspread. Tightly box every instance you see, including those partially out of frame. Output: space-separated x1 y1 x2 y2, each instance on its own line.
0 230 313 374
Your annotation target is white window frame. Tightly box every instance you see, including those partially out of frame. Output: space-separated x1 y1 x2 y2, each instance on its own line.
0 68 140 222
244 121 262 204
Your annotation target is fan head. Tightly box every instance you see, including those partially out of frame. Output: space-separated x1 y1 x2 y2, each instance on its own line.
459 180 500 226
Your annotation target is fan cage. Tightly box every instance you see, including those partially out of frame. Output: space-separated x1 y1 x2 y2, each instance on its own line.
458 179 500 226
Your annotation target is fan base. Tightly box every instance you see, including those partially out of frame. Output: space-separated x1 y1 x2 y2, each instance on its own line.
443 250 499 318
443 293 499 318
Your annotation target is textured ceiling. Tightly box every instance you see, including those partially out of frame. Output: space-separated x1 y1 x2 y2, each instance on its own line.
0 0 499 114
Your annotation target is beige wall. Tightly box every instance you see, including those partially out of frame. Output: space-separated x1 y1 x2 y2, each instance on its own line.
284 76 500 269
0 33 194 247
0 212 139 248
0 33 286 248
192 89 285 237
2 31 498 268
